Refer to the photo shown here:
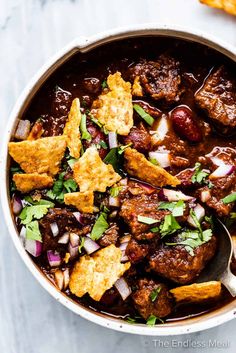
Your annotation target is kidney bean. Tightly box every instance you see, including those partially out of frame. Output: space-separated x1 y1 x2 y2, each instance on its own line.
171 106 202 142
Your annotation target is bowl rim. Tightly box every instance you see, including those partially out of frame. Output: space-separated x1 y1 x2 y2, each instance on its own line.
1 23 236 336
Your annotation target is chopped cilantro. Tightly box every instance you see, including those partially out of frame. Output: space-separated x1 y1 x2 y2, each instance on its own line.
24 196 54 208
226 212 236 228
126 317 137 324
222 192 236 204
101 80 108 89
90 212 109 241
118 143 132 155
19 205 51 225
137 215 159 225
46 172 77 203
146 315 164 326
110 186 122 197
150 286 161 302
26 221 42 242
63 179 77 193
89 114 103 128
158 200 185 217
78 237 85 253
149 158 159 166
99 140 108 149
133 104 154 126
191 162 210 185
10 165 23 174
159 214 181 238
189 209 202 233
150 226 159 233
80 114 92 141
67 158 78 169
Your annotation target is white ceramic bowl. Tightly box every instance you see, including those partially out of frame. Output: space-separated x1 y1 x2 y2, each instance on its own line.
1 24 236 335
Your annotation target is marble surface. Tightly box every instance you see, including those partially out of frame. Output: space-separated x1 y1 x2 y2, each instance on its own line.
0 0 236 352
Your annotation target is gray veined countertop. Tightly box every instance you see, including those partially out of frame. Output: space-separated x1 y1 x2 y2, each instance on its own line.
0 0 236 352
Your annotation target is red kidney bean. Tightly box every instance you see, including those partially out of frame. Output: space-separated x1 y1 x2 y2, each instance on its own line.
171 106 202 142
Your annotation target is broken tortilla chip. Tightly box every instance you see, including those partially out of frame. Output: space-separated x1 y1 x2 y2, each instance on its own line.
8 136 67 176
124 147 180 187
13 173 53 193
64 191 94 213
73 146 121 192
132 76 143 97
170 281 222 303
63 98 82 159
69 244 131 301
91 72 133 135
200 0 236 15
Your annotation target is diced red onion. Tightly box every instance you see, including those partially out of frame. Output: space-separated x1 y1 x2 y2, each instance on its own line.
50 222 59 237
108 132 118 149
200 190 211 203
58 232 70 244
14 119 31 140
114 277 132 300
150 115 169 142
209 164 235 179
47 250 61 267
160 188 194 202
119 242 128 252
121 253 129 263
25 239 42 257
119 178 128 186
54 270 64 290
149 151 170 168
108 196 120 207
70 233 80 247
68 243 79 259
83 237 100 255
187 203 205 228
136 181 156 195
19 226 26 245
120 234 131 244
12 195 23 215
210 156 226 167
73 212 84 224
63 268 70 289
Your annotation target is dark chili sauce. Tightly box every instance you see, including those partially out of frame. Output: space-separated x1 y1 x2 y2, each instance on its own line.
10 37 236 323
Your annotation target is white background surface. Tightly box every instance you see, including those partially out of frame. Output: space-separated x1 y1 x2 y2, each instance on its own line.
0 1 236 352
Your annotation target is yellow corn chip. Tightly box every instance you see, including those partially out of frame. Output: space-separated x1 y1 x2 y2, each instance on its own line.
200 0 236 15
63 98 82 159
91 72 133 135
73 147 121 192
8 136 67 176
13 173 53 193
69 244 131 301
132 76 143 96
170 281 222 303
124 147 180 187
64 191 94 213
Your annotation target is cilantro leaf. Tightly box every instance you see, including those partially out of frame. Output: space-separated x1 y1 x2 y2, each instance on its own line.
149 158 159 166
63 179 77 193
133 104 154 126
137 215 159 225
101 80 108 89
191 163 210 185
19 205 51 225
47 173 78 203
67 158 78 169
146 315 164 326
90 212 109 241
26 221 42 242
110 186 122 197
78 237 85 253
222 192 236 204
159 214 181 238
158 200 185 217
150 226 159 233
150 286 162 302
80 114 92 141
24 196 54 207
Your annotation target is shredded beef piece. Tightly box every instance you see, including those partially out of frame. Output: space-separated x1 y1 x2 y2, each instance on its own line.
123 124 152 153
130 55 181 102
132 278 174 319
195 67 236 134
51 86 72 118
83 77 101 94
126 239 150 263
99 224 119 247
120 194 169 240
149 236 217 284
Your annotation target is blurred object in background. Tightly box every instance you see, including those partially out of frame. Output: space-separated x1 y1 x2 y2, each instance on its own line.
200 0 236 15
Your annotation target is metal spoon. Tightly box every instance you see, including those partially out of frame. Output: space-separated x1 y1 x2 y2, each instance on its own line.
196 218 236 297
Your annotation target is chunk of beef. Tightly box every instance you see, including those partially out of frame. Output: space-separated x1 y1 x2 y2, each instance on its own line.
130 55 181 102
99 224 119 247
83 77 101 94
123 124 151 153
126 239 150 263
40 208 91 252
120 194 169 240
176 168 195 187
195 67 236 134
51 86 72 118
149 236 217 284
132 278 174 319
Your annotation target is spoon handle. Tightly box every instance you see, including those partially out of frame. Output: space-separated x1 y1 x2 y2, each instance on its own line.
221 270 236 297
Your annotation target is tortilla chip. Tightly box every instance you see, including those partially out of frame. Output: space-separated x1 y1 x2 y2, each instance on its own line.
124 147 180 187
8 136 67 176
64 191 94 213
27 120 44 140
63 98 82 159
69 244 131 301
91 72 133 135
200 0 236 15
132 76 143 96
170 281 222 303
13 173 53 193
73 147 121 192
